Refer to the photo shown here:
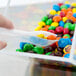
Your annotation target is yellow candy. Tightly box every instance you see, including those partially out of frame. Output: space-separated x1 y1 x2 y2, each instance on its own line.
57 11 60 15
55 48 58 53
65 1 69 4
71 3 76 7
44 37 47 39
72 8 76 13
34 26 42 31
63 45 71 53
51 22 59 27
62 17 68 22
50 10 56 15
37 34 45 38
38 21 46 27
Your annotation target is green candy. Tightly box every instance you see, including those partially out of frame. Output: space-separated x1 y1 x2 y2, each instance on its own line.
63 34 70 38
41 16 48 22
33 46 44 54
70 24 75 31
46 52 52 55
16 49 23 52
60 5 68 10
48 26 56 30
64 23 72 30
46 19 52 25
23 44 34 52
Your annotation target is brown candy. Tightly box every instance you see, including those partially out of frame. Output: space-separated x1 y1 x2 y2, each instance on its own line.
70 6 76 9
50 52 55 56
55 51 63 57
65 19 73 24
57 47 63 52
57 33 63 37
47 14 54 19
69 31 74 36
44 46 54 54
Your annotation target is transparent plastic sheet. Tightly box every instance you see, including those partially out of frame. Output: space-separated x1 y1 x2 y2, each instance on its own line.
0 27 76 67
0 0 76 69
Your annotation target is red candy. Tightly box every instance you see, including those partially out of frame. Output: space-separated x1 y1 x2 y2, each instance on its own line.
60 11 65 17
71 39 73 41
63 28 69 34
58 3 64 6
50 42 57 49
48 30 55 34
55 26 63 33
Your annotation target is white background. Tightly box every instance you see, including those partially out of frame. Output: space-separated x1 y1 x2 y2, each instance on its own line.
0 0 50 7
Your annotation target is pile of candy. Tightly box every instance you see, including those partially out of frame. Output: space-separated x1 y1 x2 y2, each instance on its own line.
16 1 76 58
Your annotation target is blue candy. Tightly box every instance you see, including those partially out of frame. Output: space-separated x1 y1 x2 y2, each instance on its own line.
58 38 72 48
20 42 29 49
66 38 72 45
53 5 60 11
59 21 64 27
73 13 76 18
64 53 70 58
65 4 71 8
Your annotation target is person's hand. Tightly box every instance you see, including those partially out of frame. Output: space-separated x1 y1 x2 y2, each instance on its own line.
0 14 14 50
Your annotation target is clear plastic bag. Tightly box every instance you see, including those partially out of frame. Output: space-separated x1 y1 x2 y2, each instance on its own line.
1 0 76 68
0 27 76 67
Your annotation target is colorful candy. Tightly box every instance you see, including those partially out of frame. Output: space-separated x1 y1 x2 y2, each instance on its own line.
41 16 48 22
58 38 72 48
63 45 71 53
59 21 64 27
46 19 52 25
16 1 76 58
37 34 45 38
47 35 57 40
64 23 72 30
33 46 44 54
53 5 60 11
48 26 56 30
63 52 70 58
50 10 56 15
63 34 70 38
23 44 34 52
55 26 63 33
51 22 59 27
60 5 68 10
63 28 69 34
53 16 61 22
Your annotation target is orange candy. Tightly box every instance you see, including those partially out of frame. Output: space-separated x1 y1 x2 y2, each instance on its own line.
40 25 50 31
67 16 76 22
56 37 61 46
67 11 73 16
61 8 67 15
67 8 72 12
63 36 68 38
40 27 48 31
53 16 62 22
44 25 50 29
47 35 57 40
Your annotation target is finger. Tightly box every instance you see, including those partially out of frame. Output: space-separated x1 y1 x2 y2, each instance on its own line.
0 14 14 29
0 41 7 50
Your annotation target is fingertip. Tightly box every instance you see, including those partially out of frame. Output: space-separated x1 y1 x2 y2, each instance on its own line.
0 41 7 50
